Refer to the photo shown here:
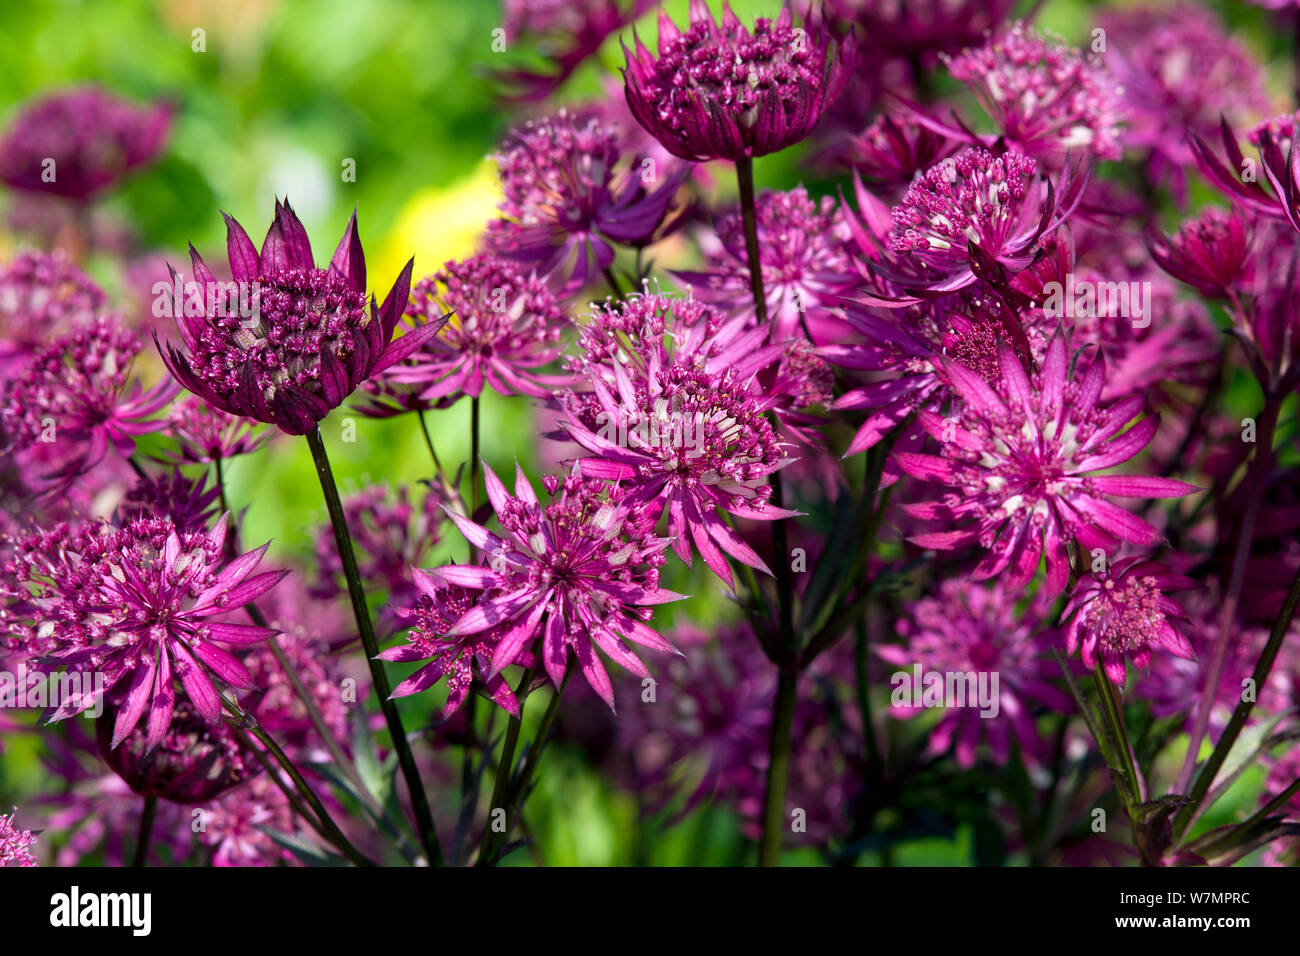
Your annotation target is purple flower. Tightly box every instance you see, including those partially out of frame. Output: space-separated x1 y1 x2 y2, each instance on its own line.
0 809 37 867
1100 4 1268 197
120 468 222 534
485 111 690 289
887 148 1082 295
425 465 685 710
162 394 269 465
843 111 960 194
878 580 1071 767
1149 207 1252 299
0 250 106 375
0 315 178 486
622 1 856 162
1063 556 1196 686
98 698 258 803
158 200 443 436
942 22 1125 165
557 293 797 588
894 335 1197 599
494 0 656 101
675 186 859 343
0 86 171 200
6 514 288 749
824 0 1015 63
382 576 520 717
310 481 443 635
362 254 571 412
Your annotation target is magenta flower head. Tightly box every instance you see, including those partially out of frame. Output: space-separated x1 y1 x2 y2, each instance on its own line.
0 809 38 867
887 148 1084 295
158 200 443 435
0 250 106 375
162 394 269 465
97 698 257 803
485 111 690 289
0 315 178 486
674 185 859 343
1149 207 1252 300
622 0 856 162
1063 556 1196 686
877 580 1071 768
362 254 571 413
942 22 1125 165
6 514 288 750
495 0 656 101
894 335 1198 599
557 293 798 588
844 111 960 194
0 86 171 201
423 464 686 710
382 577 521 717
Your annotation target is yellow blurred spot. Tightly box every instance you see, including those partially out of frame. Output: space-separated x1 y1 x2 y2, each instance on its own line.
371 160 501 286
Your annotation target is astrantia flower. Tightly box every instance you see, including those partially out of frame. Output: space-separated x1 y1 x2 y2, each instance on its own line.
1149 207 1252 299
1100 4 1268 196
7 514 288 749
675 186 858 343
120 468 222 534
158 200 443 435
557 295 797 588
0 250 106 374
0 86 171 201
844 111 960 194
495 0 656 101
607 621 859 843
877 580 1071 767
0 809 37 867
98 698 257 803
886 149 1082 295
894 335 1198 599
382 576 520 717
485 111 690 288
942 22 1125 164
622 1 856 162
310 482 443 635
362 254 571 412
825 0 1015 62
0 315 178 486
162 394 269 465
425 465 685 709
201 776 300 867
1063 556 1196 686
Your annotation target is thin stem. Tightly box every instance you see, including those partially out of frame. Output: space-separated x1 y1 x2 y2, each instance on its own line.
478 664 538 866
1175 399 1279 795
734 156 769 326
131 796 156 867
304 425 442 865
220 693 373 866
737 154 800 868
758 667 799 866
506 670 573 808
462 397 483 808
1174 562 1300 840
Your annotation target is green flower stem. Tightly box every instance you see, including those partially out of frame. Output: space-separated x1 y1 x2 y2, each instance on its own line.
737 153 800 867
1174 562 1300 840
220 692 373 866
478 663 539 866
305 425 442 865
1175 399 1279 796
131 796 156 868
